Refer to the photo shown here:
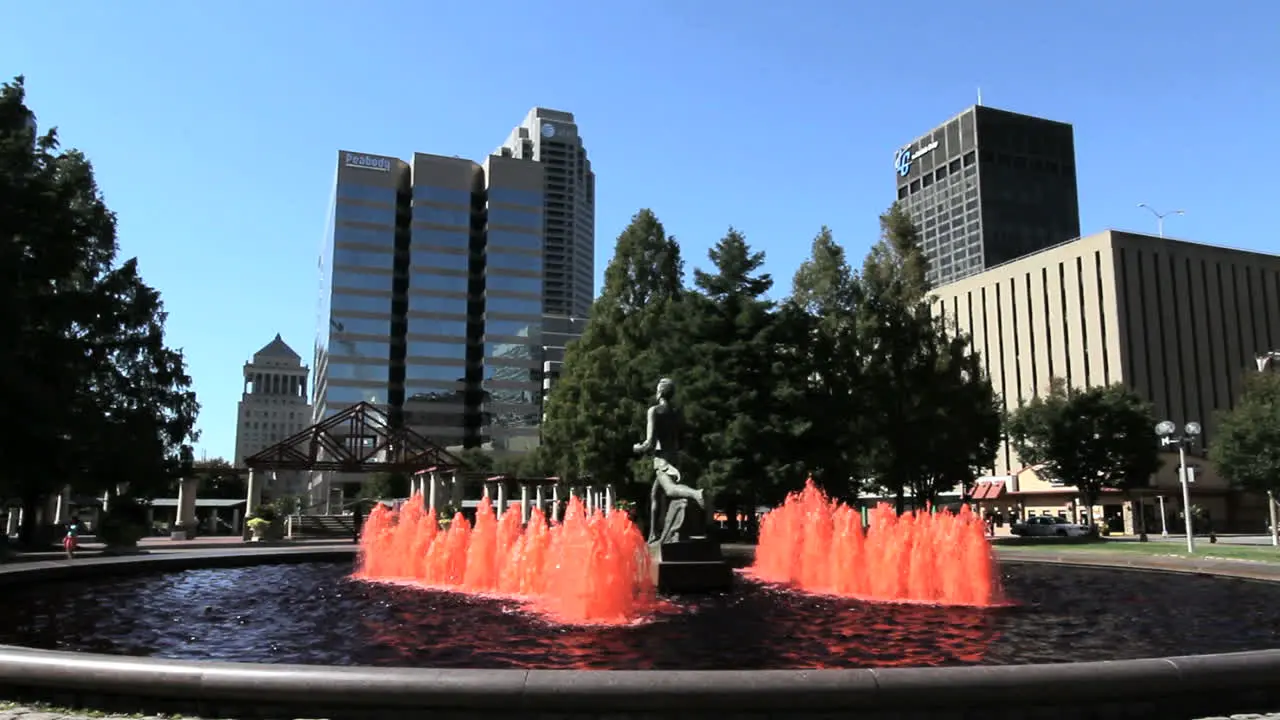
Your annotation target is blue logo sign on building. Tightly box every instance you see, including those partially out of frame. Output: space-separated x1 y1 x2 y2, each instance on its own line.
894 148 913 177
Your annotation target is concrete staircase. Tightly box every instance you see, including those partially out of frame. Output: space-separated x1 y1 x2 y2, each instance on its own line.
290 515 355 540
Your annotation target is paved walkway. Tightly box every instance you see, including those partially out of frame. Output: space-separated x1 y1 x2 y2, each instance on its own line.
994 547 1280 582
1 537 355 564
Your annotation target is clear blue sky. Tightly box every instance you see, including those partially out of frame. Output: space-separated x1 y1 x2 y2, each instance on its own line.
4 0 1278 461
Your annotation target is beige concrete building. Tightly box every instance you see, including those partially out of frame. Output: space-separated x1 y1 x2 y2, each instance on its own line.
934 230 1280 533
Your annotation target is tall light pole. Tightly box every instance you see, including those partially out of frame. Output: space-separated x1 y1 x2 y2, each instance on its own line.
1156 420 1201 553
1256 351 1280 546
1137 203 1185 238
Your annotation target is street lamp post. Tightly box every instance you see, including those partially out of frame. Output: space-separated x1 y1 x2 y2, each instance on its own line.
1256 351 1280 546
1136 203 1185 238
1155 420 1201 553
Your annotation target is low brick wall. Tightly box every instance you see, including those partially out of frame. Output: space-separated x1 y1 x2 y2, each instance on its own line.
0 547 1277 720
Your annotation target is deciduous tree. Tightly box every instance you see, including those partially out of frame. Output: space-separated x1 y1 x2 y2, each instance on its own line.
1211 372 1280 503
0 76 199 543
1005 380 1161 527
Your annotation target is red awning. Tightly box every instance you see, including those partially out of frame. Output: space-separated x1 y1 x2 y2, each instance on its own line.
967 480 1007 501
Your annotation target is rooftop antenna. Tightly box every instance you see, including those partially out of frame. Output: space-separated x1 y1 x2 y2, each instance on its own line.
977 87 983 106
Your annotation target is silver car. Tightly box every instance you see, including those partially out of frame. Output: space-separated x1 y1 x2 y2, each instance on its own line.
1011 516 1090 538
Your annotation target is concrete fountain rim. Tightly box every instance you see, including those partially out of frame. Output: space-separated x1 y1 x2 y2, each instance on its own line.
0 544 1277 718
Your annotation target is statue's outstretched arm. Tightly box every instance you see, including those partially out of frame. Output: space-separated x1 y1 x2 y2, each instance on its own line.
633 406 657 455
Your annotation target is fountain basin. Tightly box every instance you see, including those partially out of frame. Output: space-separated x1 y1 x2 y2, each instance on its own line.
0 547 1278 719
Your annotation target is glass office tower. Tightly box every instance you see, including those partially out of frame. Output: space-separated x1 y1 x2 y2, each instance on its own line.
312 108 593 487
312 151 408 424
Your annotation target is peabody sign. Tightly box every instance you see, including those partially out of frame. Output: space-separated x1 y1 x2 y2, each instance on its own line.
344 153 391 172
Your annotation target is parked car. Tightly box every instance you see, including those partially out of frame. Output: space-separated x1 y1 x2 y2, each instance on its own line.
1010 516 1090 538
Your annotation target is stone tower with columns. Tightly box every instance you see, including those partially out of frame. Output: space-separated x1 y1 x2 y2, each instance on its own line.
234 334 311 497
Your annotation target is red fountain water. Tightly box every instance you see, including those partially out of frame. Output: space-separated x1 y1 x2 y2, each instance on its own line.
752 480 1004 606
355 494 654 625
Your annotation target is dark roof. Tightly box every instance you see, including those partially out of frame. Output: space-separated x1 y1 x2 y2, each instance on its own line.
254 333 300 360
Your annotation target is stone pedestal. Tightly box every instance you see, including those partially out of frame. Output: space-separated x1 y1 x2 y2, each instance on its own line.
650 538 733 594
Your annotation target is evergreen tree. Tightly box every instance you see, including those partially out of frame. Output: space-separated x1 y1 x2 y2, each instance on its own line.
681 228 807 515
0 76 199 542
857 203 935 510
1006 380 1161 528
540 210 688 493
856 202 1001 509
785 226 866 500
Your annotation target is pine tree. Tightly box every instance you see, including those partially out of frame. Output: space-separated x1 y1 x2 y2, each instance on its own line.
682 228 805 513
785 226 866 500
857 202 1001 510
540 210 688 492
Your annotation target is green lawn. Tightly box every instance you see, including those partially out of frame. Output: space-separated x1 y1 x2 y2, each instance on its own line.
996 540 1280 563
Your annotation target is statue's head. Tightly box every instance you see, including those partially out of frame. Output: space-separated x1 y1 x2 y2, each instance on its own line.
656 377 675 401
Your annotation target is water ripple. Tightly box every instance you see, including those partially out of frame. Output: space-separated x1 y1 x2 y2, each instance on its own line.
0 561 1275 669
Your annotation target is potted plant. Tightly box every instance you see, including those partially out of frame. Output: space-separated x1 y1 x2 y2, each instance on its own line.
247 516 271 542
247 504 281 540
99 499 148 554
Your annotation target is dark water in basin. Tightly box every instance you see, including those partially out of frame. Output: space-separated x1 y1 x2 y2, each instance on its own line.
0 561 1276 669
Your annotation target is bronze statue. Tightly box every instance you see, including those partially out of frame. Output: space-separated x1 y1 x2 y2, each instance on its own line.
633 377 705 544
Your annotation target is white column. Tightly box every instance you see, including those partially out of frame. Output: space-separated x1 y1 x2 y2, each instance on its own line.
427 472 439 511
450 472 464 508
552 485 562 523
231 508 241 534
244 469 263 540
5 510 18 537
535 485 545 518
519 484 530 524
53 486 70 525
1269 490 1279 547
604 485 614 516
177 477 199 529
101 491 111 515
496 481 508 516
586 486 595 514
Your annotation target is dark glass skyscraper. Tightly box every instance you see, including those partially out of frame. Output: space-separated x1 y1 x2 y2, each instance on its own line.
893 105 1082 287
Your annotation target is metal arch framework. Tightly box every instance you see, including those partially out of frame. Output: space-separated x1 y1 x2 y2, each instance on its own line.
242 401 462 473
